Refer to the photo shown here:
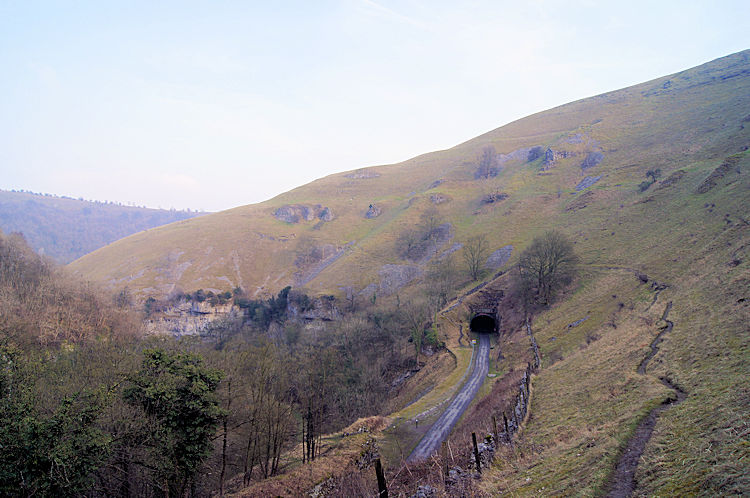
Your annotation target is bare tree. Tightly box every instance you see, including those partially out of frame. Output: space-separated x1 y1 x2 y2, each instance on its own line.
404 301 430 368
477 145 498 179
395 230 419 260
425 255 458 313
342 285 357 312
421 208 446 257
517 230 578 305
396 208 445 261
419 208 442 238
463 235 489 281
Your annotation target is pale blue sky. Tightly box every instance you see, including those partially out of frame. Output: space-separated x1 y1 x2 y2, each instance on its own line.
2 1 749 211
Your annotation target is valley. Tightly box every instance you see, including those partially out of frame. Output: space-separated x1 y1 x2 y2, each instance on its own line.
0 190 204 264
1 50 748 496
408 332 489 462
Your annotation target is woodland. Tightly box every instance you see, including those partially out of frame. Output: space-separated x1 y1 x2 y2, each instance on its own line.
0 218 569 497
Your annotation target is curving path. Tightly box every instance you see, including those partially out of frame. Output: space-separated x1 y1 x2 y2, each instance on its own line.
408 333 490 461
607 301 687 497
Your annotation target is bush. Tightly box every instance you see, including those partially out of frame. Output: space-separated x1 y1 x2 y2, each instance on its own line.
639 169 662 192
528 146 544 162
144 296 156 316
124 349 224 495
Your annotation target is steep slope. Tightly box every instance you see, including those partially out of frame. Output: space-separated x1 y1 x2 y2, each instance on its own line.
69 51 750 305
0 190 203 263
70 50 750 495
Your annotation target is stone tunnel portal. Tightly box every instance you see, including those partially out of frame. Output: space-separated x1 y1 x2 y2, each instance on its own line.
470 313 498 334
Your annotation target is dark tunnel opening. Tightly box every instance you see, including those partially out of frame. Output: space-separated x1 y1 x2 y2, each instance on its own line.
470 314 497 334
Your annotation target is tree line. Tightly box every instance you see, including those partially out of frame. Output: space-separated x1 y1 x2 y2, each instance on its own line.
0 229 453 496
0 221 577 496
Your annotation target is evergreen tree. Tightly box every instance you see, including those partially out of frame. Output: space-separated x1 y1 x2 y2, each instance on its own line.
124 349 225 496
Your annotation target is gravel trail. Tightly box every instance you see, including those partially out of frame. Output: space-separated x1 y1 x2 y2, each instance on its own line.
408 333 490 461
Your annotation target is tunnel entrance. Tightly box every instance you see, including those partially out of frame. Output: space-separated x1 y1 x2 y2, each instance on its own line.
470 314 497 334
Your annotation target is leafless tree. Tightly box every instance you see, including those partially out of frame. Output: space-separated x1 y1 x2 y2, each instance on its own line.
517 230 578 305
463 235 489 280
425 255 458 312
404 301 430 368
477 145 498 179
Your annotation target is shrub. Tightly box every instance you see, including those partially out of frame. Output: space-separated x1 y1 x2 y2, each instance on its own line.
639 180 653 192
528 146 544 162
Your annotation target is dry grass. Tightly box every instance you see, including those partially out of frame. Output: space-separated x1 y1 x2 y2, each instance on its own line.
70 51 750 495
228 417 386 497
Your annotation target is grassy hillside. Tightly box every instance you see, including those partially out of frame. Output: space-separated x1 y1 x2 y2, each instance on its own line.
0 190 204 263
69 51 750 304
70 51 750 495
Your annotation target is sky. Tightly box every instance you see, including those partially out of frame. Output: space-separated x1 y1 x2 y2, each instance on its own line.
1 1 749 212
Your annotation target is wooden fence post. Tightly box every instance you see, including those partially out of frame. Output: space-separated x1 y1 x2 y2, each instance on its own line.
441 441 448 478
472 432 482 473
375 458 388 498
492 415 499 444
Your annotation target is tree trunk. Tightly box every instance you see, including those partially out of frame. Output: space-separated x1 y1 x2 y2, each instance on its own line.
219 379 231 496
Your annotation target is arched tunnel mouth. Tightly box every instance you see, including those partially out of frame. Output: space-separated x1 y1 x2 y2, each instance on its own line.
470 314 497 334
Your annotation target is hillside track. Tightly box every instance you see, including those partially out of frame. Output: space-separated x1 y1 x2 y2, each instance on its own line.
607 302 686 498
408 333 490 462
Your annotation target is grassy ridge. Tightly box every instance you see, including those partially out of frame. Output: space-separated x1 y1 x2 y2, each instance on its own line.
71 50 750 494
69 51 750 303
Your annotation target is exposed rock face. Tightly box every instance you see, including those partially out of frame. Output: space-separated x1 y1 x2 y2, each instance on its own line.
318 206 334 221
427 179 444 189
403 223 454 264
695 155 742 193
655 169 686 190
145 300 239 336
377 264 422 296
581 150 604 170
567 315 589 328
274 204 313 223
358 265 422 297
274 204 333 223
293 244 351 287
430 193 451 204
365 204 382 218
496 146 533 165
484 245 513 269
421 223 453 263
542 148 574 169
480 192 509 204
566 133 585 144
294 243 338 269
575 175 602 191
543 147 555 167
288 296 341 321
566 190 595 211
438 242 463 260
358 282 378 297
345 169 381 179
